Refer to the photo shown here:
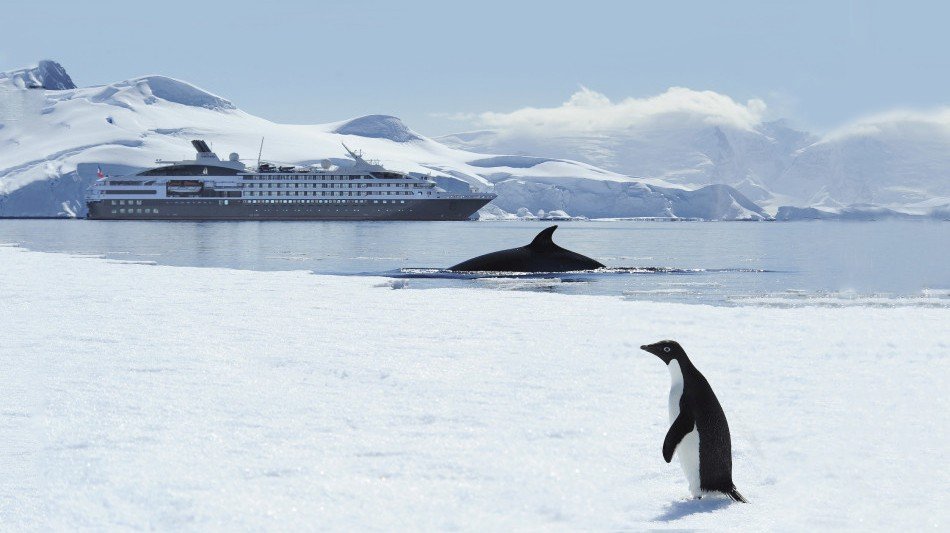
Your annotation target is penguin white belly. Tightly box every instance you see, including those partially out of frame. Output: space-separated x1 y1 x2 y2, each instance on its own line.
668 360 702 497
677 429 702 497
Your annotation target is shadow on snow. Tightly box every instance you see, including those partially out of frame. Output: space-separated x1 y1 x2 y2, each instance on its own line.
652 497 734 522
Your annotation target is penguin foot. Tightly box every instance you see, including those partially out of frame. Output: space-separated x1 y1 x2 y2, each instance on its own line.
726 488 748 503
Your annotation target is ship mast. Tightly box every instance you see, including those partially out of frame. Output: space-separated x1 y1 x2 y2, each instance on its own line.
342 143 365 164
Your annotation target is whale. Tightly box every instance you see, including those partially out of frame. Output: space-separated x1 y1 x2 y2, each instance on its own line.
448 225 605 273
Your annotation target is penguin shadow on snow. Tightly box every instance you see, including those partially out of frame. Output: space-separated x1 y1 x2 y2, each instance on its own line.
652 496 733 522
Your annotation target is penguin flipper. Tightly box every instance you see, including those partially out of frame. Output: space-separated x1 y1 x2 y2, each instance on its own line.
663 411 695 463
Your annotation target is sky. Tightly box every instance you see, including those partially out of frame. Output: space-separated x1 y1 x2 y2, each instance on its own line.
2 0 948 136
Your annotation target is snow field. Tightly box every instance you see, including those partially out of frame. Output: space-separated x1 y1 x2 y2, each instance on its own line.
0 246 947 530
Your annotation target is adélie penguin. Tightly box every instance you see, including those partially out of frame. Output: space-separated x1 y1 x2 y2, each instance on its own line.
640 340 748 503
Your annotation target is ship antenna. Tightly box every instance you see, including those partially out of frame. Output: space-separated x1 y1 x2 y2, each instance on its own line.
256 137 264 169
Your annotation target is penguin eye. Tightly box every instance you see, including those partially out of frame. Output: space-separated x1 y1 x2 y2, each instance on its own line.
663 347 671 353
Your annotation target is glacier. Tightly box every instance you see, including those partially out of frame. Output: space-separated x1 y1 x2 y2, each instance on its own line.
439 88 950 220
0 61 766 220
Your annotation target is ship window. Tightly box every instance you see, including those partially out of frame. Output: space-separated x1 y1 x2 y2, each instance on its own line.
136 200 142 205
111 200 116 205
140 165 239 176
119 208 125 213
111 209 117 214
154 209 159 214
119 200 125 205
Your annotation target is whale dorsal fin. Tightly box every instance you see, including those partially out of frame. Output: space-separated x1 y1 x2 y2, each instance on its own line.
527 225 558 249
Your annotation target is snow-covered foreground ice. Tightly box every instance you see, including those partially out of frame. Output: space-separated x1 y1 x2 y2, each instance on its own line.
0 246 947 530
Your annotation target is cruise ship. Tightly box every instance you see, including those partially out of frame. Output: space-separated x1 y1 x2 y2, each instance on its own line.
85 140 495 220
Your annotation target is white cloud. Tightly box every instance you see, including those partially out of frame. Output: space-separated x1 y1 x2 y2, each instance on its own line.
472 86 768 136
820 107 950 143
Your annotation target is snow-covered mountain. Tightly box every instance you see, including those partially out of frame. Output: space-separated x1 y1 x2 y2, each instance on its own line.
0 61 766 220
777 111 950 216
439 88 950 219
0 59 76 90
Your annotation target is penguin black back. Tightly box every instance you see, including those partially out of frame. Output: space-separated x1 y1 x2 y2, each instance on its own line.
641 340 747 503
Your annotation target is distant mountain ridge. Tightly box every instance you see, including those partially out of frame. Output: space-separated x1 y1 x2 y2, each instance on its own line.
333 115 421 142
438 90 950 220
0 60 75 90
0 60 768 220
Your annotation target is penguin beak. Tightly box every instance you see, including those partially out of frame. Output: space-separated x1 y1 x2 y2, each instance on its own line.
640 344 664 358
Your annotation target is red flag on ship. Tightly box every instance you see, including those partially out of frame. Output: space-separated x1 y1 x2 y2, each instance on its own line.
96 165 105 179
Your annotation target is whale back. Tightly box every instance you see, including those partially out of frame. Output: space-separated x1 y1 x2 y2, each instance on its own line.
448 225 604 272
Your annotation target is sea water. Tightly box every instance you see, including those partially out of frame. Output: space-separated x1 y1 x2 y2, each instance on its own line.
0 219 946 306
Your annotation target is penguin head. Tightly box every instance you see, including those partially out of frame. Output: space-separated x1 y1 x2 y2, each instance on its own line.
640 340 685 364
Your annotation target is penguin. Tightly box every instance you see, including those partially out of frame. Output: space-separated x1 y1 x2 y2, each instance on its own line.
640 340 747 503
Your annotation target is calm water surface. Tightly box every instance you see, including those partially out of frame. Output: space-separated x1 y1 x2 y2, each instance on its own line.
1 220 947 306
